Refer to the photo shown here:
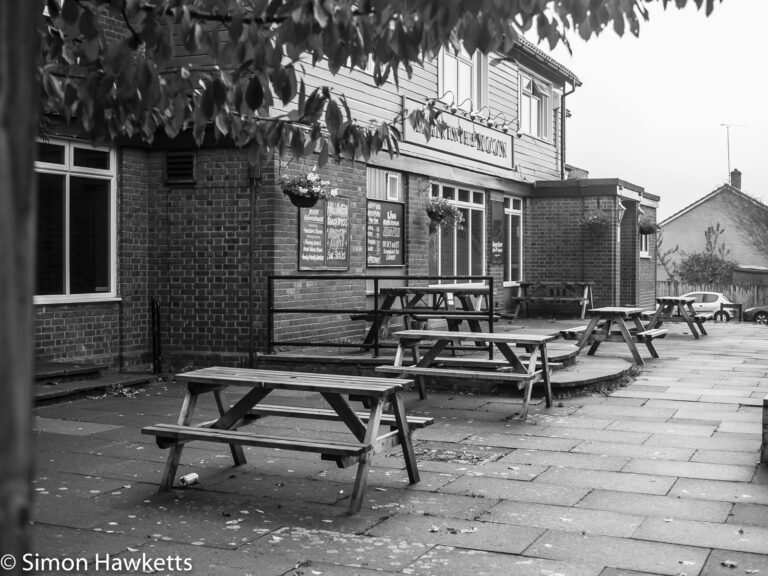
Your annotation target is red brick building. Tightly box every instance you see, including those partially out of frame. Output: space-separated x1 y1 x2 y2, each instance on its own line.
34 39 658 371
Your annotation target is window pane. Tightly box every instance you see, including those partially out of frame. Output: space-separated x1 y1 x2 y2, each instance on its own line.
509 214 521 281
73 147 110 170
442 186 455 200
455 208 470 276
512 198 522 211
458 189 470 203
470 209 483 276
440 225 455 276
69 177 111 294
443 53 457 100
521 94 531 134
473 191 484 205
37 142 65 165
531 97 540 137
431 183 439 197
36 173 66 295
457 61 472 105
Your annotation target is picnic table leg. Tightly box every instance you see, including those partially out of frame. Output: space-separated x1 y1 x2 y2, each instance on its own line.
647 305 666 330
391 392 420 484
213 390 247 466
686 303 707 336
587 319 609 356
677 304 700 339
495 342 534 420
158 388 199 491
349 398 384 514
577 315 602 353
539 344 553 408
615 318 645 365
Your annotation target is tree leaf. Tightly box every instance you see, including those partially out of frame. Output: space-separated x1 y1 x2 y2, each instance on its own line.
245 76 264 110
325 99 342 136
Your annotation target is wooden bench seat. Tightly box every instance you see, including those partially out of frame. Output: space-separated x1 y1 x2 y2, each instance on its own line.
245 404 434 429
510 296 584 303
426 357 562 371
142 424 370 457
375 364 541 390
410 313 500 322
634 328 667 341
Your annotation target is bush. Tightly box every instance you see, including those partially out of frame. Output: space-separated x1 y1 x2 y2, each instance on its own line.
677 253 737 283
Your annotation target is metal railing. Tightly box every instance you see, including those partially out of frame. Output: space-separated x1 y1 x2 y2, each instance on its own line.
267 275 495 356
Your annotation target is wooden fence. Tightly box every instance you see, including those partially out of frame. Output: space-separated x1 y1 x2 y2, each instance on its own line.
656 281 768 307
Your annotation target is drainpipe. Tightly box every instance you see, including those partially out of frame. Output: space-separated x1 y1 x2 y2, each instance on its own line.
560 80 577 181
248 159 262 368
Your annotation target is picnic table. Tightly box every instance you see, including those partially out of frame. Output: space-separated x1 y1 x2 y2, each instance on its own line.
361 283 496 349
375 329 559 420
509 281 594 319
646 296 709 338
574 307 667 366
141 367 433 514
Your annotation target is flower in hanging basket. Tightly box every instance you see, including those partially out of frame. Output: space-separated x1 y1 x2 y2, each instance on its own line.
638 215 658 235
426 196 465 233
579 211 613 233
279 167 338 207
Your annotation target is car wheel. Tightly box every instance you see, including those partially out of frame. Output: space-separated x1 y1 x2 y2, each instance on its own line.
755 311 768 325
713 310 730 322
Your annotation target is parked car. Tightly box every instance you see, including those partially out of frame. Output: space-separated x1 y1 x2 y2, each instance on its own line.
680 291 735 321
743 305 768 324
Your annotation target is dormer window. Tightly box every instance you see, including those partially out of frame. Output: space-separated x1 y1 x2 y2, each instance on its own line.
520 72 552 140
439 47 487 112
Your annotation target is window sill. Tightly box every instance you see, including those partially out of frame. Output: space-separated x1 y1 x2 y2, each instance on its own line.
503 281 522 288
34 296 122 306
640 254 651 259
519 132 553 146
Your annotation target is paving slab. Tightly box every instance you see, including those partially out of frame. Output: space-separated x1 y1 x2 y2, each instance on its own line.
690 449 761 466
362 489 499 519
575 490 733 522
670 478 768 505
523 530 710 576
534 467 675 495
520 426 652 445
699 549 768 576
644 433 761 452
243 526 431 572
621 458 755 482
633 517 768 554
571 441 696 461
464 432 581 451
498 449 629 472
570 404 677 421
404 545 601 576
606 420 717 437
415 458 547 481
366 513 543 554
438 475 590 506
727 502 768 528
481 500 645 537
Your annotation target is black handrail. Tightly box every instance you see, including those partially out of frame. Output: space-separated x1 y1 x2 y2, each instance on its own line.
266 275 495 356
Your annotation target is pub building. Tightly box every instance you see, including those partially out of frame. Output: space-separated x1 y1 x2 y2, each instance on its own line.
33 36 658 371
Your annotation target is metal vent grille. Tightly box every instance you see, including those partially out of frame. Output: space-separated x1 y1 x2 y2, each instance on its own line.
165 151 196 184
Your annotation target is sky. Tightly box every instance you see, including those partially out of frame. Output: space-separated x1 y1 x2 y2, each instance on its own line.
539 0 768 220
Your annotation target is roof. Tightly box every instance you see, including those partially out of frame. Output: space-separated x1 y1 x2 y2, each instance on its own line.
659 184 768 227
513 35 581 87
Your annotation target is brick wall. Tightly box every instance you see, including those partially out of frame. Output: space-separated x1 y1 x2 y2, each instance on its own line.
620 202 638 306
638 206 657 308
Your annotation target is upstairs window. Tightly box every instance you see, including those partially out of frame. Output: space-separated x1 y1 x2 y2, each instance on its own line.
34 139 116 302
640 234 650 258
520 72 551 140
439 47 487 111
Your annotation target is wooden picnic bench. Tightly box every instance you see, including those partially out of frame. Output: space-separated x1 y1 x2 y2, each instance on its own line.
646 296 708 338
510 281 594 319
141 367 433 514
375 329 560 420
575 307 667 365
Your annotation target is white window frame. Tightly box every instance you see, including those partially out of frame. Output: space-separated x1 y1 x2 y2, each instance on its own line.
519 70 552 141
640 234 651 258
431 182 486 279
438 47 487 111
503 197 523 286
34 139 118 304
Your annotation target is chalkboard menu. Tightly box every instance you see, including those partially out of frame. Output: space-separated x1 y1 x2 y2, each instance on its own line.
367 200 404 266
490 199 504 265
298 197 350 270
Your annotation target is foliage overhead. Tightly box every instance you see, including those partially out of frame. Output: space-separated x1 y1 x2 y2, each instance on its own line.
39 0 721 166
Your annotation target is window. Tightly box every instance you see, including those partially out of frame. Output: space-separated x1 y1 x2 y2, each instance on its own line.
640 234 650 258
504 197 523 283
429 182 485 278
366 168 404 267
519 72 551 139
439 47 486 111
34 139 116 303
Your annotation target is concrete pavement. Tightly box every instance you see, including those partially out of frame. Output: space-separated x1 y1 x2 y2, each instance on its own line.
27 319 768 575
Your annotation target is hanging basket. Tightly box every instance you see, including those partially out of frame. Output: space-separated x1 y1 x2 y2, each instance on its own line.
285 192 319 208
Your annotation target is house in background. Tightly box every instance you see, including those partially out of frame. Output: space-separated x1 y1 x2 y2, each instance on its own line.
657 170 768 280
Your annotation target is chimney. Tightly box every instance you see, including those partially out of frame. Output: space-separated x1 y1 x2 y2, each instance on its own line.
730 169 742 189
